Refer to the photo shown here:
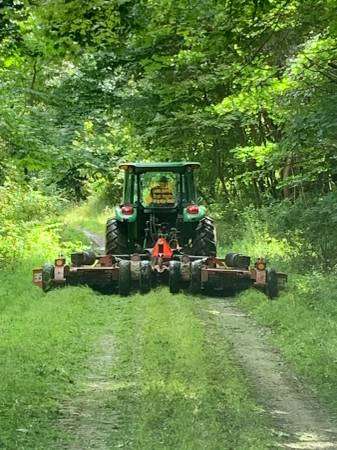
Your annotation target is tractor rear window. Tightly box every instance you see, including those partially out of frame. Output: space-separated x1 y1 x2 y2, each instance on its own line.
140 172 179 207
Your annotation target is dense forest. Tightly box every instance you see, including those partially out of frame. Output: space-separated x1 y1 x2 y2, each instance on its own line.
1 0 337 265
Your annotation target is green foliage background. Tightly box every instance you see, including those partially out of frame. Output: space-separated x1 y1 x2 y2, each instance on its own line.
2 5 337 447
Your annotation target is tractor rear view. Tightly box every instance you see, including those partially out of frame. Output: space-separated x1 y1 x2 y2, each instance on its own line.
105 162 216 258
33 162 287 297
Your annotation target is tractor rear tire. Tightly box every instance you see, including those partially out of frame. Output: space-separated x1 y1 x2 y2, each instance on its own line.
190 260 202 294
266 269 279 299
169 261 181 294
106 219 128 255
42 263 54 292
140 261 152 294
118 259 131 296
190 217 216 257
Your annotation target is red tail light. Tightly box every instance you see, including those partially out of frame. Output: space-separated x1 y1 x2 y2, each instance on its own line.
187 205 199 214
121 205 134 215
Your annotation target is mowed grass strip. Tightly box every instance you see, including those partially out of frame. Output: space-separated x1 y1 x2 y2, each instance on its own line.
105 290 276 450
0 265 120 450
1 272 276 450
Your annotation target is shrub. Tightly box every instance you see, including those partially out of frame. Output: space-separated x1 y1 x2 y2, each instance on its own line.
0 182 67 266
216 191 337 271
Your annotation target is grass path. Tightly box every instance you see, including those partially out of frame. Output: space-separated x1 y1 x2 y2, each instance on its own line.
0 259 275 449
57 291 277 450
56 289 337 450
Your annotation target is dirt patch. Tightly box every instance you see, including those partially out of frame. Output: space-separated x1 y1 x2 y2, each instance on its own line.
81 229 105 253
202 298 337 450
59 335 118 449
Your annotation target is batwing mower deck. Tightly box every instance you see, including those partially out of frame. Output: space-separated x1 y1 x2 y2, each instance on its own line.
33 237 287 298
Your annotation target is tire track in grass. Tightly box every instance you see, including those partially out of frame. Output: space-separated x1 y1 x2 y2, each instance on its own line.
197 297 337 450
81 229 105 253
59 334 118 449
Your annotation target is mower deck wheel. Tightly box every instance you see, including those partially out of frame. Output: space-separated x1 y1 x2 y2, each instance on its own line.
42 263 55 292
266 268 279 299
169 261 181 294
140 261 152 294
118 259 131 296
190 260 202 294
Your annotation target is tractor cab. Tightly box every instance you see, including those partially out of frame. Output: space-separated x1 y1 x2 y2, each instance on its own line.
119 162 200 208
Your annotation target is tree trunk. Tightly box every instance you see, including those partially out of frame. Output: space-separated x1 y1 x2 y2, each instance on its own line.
282 157 293 199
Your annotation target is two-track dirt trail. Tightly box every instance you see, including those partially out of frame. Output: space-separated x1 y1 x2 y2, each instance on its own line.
59 292 273 449
57 231 337 449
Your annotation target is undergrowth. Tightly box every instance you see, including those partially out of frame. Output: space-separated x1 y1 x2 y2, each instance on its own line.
0 181 90 268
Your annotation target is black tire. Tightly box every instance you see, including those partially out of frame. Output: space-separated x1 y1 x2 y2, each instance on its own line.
105 219 128 255
189 217 217 257
140 261 152 294
190 260 202 294
118 260 131 296
266 269 279 299
225 252 250 269
169 261 181 294
42 263 54 292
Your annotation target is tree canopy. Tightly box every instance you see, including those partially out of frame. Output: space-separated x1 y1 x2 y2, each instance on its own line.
1 0 337 205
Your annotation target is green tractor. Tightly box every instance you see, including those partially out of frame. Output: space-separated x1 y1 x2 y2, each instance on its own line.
33 161 287 297
105 162 216 257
